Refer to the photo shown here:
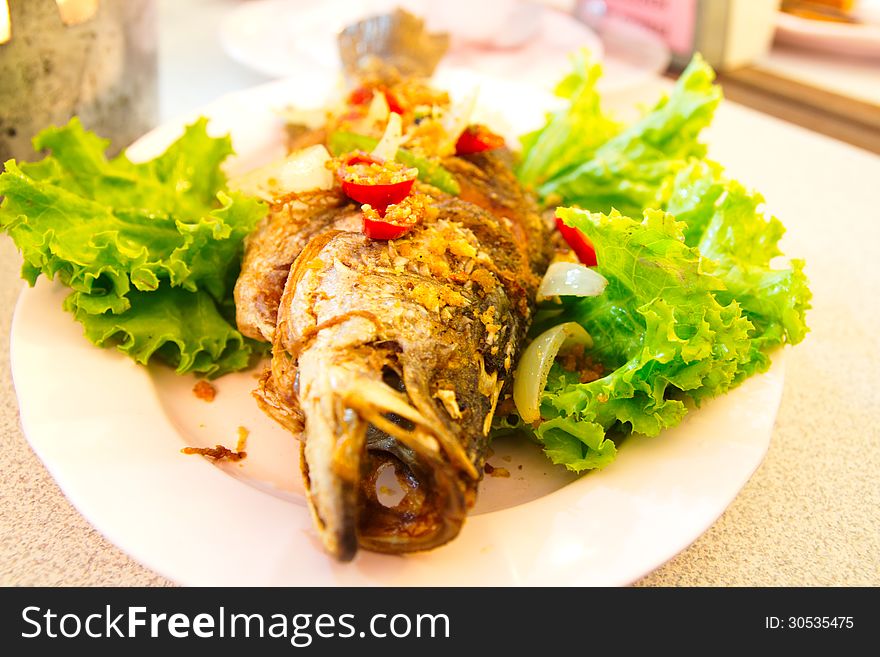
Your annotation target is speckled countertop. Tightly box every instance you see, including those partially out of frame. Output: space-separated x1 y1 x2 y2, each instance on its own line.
1 0 878 586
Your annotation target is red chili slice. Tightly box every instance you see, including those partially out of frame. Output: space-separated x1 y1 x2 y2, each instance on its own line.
348 85 373 106
383 89 405 115
555 215 597 266
455 124 506 155
336 152 417 209
362 207 414 240
348 85 405 115
360 191 433 241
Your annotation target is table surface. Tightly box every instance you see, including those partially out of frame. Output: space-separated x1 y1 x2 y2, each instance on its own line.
1 0 878 587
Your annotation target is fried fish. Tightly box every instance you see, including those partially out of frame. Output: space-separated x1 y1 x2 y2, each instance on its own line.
233 10 551 560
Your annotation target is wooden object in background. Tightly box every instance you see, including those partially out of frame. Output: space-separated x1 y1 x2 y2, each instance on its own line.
718 66 880 154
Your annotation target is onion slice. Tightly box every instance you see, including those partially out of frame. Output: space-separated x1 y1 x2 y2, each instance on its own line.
371 112 403 161
513 322 594 424
230 144 334 201
442 87 478 151
366 90 390 124
537 262 608 302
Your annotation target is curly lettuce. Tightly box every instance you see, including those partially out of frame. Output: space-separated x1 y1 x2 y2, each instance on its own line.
0 117 266 377
531 54 721 217
671 167 811 378
517 48 621 188
528 208 755 471
513 56 811 472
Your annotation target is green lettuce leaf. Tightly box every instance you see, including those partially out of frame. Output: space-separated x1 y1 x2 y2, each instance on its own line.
521 193 810 472
64 286 254 377
527 207 755 471
516 49 621 188
0 117 266 377
535 55 721 216
671 171 811 377
665 159 727 246
510 54 810 473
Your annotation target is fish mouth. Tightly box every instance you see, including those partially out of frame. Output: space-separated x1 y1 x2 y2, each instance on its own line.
297 353 479 562
357 431 468 555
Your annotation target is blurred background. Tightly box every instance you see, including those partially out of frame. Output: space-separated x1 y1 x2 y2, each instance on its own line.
1 0 878 159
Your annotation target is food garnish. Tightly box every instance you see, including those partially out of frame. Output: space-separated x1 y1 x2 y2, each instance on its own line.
348 84 405 115
236 426 250 453
336 151 417 209
536 262 607 303
0 117 266 377
328 131 461 195
360 190 435 240
455 124 506 155
507 53 811 472
513 322 593 424
483 462 511 477
181 444 246 462
193 380 217 402
554 214 597 266
233 144 335 201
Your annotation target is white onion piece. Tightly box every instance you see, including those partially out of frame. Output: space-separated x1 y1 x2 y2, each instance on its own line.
366 90 390 124
371 112 403 161
513 322 593 424
537 262 608 302
230 144 334 201
442 87 479 149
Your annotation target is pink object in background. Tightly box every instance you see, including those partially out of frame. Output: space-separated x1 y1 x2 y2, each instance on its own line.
602 0 697 55
581 0 781 69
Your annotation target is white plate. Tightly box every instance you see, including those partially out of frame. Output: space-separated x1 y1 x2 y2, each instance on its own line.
10 73 786 586
775 9 880 58
218 0 605 91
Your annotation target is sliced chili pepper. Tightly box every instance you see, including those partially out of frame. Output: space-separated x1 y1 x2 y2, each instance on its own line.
455 124 506 155
328 131 461 195
348 85 373 106
555 214 597 267
360 192 435 241
362 205 414 240
383 89 405 115
348 85 405 115
336 152 417 209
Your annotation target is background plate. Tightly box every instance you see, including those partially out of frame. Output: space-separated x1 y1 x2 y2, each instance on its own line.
775 9 880 58
218 0 607 89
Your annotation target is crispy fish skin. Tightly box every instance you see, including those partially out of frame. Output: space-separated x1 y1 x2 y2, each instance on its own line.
233 195 360 342
443 150 554 276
